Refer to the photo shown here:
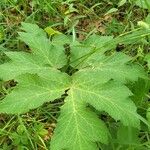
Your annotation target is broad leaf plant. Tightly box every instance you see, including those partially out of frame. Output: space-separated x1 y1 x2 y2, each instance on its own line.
0 23 149 150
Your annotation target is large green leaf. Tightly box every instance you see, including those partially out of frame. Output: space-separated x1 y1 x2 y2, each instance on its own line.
0 73 70 114
0 22 68 81
51 51 145 149
0 23 148 150
19 22 67 68
0 51 56 80
0 23 70 114
51 73 140 150
71 72 140 127
0 51 69 81
51 94 108 150
70 35 114 67
71 52 145 82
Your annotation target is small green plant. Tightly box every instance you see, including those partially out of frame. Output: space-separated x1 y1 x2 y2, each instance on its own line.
0 23 150 150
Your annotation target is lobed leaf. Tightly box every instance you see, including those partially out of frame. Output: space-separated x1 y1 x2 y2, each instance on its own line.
51 71 141 149
71 52 146 82
0 23 148 150
19 23 67 68
51 91 108 150
70 72 140 127
0 73 70 114
0 23 70 114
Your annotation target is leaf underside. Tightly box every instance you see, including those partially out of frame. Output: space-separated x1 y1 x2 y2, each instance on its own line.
0 23 147 150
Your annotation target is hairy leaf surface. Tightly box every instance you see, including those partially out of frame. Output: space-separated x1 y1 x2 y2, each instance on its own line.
19 22 67 68
71 52 145 82
0 23 70 113
0 23 148 150
51 70 140 149
0 74 70 113
51 93 108 150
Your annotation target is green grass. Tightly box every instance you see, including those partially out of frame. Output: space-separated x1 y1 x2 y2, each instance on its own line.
0 0 150 149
